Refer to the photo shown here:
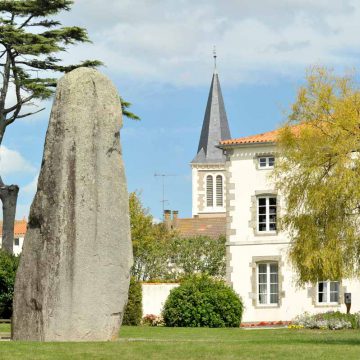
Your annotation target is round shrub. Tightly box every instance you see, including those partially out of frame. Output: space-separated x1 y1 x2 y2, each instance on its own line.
162 275 243 327
122 277 142 325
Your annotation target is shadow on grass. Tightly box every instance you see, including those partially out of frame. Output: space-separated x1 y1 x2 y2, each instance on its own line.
295 338 360 346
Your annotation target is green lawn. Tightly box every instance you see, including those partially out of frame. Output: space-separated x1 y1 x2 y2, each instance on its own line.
0 323 10 332
0 325 360 359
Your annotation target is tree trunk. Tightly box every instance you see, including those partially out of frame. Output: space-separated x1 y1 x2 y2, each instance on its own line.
0 183 19 254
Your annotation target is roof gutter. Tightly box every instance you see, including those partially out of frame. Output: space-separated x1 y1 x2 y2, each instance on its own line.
217 141 276 150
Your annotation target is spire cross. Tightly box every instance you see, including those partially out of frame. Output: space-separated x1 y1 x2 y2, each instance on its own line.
213 45 217 73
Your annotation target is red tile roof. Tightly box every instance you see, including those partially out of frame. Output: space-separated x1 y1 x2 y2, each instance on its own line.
175 217 226 238
0 219 27 237
220 124 303 146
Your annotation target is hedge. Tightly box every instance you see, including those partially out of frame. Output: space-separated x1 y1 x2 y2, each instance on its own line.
122 277 142 325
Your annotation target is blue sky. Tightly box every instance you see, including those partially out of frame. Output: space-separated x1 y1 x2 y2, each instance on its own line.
2 0 360 221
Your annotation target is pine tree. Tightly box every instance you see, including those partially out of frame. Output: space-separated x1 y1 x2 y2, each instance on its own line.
0 1 139 253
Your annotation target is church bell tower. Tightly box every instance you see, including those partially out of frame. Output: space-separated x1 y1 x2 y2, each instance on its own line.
191 50 231 217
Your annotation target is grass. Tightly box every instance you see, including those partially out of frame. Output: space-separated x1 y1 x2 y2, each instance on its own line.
0 325 360 359
0 323 10 332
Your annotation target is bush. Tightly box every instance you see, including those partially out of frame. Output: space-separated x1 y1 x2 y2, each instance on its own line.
122 277 142 325
162 275 243 328
292 311 360 330
0 250 20 318
142 314 164 327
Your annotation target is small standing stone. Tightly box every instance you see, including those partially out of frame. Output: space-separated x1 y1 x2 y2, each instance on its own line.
12 68 133 341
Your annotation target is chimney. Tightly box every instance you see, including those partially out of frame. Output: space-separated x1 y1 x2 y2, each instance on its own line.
172 210 178 228
164 210 171 229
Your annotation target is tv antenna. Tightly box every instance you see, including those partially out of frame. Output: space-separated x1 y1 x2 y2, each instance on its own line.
154 173 177 220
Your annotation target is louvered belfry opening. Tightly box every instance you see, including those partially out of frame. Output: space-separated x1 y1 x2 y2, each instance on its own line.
216 175 223 207
206 175 213 207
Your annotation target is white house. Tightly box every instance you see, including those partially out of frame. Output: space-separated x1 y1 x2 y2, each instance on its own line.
216 123 360 323
190 62 360 323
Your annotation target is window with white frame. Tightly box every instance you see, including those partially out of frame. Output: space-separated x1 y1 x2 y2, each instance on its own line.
14 238 19 246
318 281 340 304
216 175 223 207
257 196 277 232
258 262 279 305
258 156 275 169
206 175 213 207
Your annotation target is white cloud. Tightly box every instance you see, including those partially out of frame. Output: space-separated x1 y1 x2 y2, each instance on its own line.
55 0 360 86
22 175 39 195
0 146 35 176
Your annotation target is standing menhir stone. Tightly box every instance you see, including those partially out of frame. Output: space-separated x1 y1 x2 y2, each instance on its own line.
12 68 133 341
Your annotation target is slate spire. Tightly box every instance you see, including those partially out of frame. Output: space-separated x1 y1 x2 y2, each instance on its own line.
192 61 231 164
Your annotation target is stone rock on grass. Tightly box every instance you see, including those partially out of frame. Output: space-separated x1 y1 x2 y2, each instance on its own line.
12 68 133 341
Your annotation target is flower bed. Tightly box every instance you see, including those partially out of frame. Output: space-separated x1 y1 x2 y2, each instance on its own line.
142 314 165 327
291 311 360 330
240 321 290 328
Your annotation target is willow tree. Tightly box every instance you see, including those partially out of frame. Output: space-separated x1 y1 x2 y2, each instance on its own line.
274 67 360 285
0 0 104 254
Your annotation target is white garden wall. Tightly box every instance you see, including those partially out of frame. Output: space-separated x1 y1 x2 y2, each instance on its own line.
142 283 179 316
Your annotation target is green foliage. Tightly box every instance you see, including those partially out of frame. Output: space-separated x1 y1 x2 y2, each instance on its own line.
274 67 360 284
122 277 142 326
0 249 19 318
0 0 138 143
129 192 226 281
120 97 140 121
0 0 101 106
129 192 174 281
170 235 226 278
162 275 243 328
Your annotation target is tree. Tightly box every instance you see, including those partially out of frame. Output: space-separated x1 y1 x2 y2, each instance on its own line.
274 67 360 285
129 192 173 281
170 235 226 278
0 0 99 253
0 249 19 318
129 192 226 281
0 1 138 254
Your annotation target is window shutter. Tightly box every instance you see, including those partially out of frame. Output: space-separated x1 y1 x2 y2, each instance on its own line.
216 175 223 207
206 175 213 207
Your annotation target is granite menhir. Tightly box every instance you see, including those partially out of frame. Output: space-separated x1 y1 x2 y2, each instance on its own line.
12 68 133 341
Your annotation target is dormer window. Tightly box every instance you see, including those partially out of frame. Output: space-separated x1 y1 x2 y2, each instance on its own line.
258 156 275 169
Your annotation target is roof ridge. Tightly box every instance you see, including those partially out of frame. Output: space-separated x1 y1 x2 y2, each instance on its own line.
220 124 303 146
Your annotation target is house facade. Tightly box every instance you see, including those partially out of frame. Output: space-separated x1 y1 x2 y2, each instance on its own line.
218 129 360 322
189 59 360 322
0 219 27 256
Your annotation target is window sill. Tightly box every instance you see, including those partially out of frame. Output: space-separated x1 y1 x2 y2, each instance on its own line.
315 303 341 307
255 231 278 237
254 304 280 309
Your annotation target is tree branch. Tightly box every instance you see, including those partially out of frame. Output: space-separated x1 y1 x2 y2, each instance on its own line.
3 94 34 115
19 15 34 29
0 50 11 111
6 107 45 125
